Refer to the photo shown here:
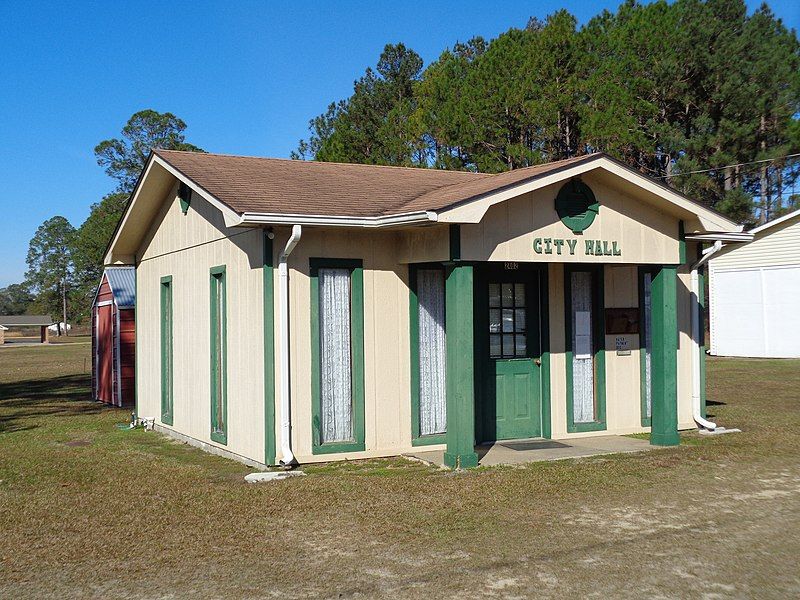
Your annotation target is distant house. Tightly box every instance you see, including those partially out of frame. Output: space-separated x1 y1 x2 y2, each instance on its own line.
91 267 136 407
104 149 747 469
0 324 7 344
0 315 56 343
709 208 800 358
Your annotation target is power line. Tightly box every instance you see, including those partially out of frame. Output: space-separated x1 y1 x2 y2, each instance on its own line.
662 152 800 178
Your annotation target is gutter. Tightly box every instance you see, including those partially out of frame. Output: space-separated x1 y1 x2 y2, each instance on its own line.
278 225 302 466
238 210 438 228
690 241 723 430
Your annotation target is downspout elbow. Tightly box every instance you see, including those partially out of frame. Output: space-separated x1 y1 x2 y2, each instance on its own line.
278 225 302 466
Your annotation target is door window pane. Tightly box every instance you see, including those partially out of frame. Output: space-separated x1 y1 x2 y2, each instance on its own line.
501 283 513 307
489 284 501 307
489 280 529 359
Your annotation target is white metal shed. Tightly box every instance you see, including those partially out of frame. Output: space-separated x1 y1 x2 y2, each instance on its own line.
709 208 800 358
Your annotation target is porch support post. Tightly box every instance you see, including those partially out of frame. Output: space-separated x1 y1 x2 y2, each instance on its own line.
444 262 479 469
650 265 680 446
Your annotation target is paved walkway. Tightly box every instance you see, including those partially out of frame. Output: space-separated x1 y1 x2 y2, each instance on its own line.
405 435 653 467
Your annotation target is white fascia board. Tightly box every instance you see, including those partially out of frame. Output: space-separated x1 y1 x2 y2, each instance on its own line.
151 156 243 227
239 210 438 228
104 158 157 264
748 208 800 234
436 156 741 232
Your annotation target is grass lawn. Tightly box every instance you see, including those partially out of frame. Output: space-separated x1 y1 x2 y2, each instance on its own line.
1 344 799 599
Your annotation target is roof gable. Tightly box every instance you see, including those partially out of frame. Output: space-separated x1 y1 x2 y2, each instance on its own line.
106 150 742 264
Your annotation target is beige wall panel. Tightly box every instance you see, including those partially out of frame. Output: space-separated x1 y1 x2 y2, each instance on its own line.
461 173 680 265
270 227 415 464
547 263 694 439
711 215 800 270
137 185 266 463
396 224 449 264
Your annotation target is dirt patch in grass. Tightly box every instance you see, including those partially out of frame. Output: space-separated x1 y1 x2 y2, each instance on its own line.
1 348 799 599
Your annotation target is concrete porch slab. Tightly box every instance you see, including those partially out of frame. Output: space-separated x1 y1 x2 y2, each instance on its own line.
404 435 653 468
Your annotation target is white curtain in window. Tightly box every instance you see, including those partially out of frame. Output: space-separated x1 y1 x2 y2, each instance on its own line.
319 268 353 443
643 272 653 419
418 269 446 435
571 271 595 423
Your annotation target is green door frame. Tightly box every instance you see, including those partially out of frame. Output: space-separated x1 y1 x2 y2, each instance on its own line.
473 262 551 443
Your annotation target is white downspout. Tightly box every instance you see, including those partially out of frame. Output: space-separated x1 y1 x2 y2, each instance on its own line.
690 240 722 431
279 225 302 466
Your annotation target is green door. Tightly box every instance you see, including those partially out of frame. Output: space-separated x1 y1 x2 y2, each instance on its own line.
479 265 543 442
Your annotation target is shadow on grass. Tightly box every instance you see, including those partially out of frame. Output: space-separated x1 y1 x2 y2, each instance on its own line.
0 373 107 434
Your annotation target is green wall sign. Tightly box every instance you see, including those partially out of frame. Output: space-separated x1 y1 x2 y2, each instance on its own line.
555 179 599 233
533 237 621 257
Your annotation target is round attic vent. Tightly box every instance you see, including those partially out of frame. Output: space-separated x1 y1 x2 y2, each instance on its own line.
555 179 599 233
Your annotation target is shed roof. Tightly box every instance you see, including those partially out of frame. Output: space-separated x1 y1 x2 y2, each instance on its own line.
0 315 55 326
100 267 136 308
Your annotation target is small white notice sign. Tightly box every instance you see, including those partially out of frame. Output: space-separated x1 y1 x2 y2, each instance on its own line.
615 336 631 356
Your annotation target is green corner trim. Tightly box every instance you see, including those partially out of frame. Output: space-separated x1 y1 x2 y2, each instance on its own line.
650 265 680 446
310 258 366 455
409 263 448 447
443 263 479 469
539 267 552 439
160 275 173 426
263 233 276 465
449 224 461 261
564 264 607 433
209 265 228 445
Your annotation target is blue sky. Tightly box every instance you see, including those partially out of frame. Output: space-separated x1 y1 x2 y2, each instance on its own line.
1 0 797 287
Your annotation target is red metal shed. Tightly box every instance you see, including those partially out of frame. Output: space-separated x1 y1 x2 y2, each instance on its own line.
92 267 136 407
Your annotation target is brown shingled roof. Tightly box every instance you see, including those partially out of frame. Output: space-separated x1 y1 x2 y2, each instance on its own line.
154 149 600 218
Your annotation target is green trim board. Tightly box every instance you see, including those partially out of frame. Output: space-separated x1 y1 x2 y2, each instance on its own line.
209 265 228 445
443 262 478 468
649 265 680 446
638 266 658 427
678 220 686 264
160 275 174 426
263 232 276 465
539 267 552 440
564 264 607 433
310 258 366 455
449 224 461 261
408 263 447 447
